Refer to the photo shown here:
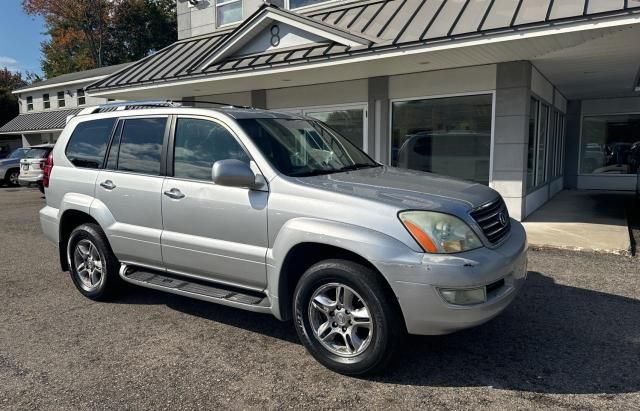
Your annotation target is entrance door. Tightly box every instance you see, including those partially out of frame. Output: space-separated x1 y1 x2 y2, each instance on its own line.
160 116 269 290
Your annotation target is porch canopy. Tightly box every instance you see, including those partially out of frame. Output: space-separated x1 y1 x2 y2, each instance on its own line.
0 108 82 135
86 0 640 102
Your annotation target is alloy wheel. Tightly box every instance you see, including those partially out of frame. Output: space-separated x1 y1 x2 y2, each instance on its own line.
73 239 104 292
9 171 19 186
308 283 373 357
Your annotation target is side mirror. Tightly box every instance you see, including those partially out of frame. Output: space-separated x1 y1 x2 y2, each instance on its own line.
212 159 257 188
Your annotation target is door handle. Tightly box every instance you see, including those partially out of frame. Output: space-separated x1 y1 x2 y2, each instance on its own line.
164 188 185 199
100 180 116 190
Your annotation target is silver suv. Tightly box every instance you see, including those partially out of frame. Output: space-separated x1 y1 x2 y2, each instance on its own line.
40 101 527 375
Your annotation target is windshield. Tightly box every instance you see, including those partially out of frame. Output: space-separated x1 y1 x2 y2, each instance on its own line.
8 148 28 159
237 118 379 177
25 148 50 159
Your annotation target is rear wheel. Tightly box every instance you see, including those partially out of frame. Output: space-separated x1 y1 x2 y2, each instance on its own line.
5 169 19 186
67 223 121 300
293 259 403 375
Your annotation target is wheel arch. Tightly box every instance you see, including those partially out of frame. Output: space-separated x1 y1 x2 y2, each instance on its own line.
58 209 101 271
267 218 415 322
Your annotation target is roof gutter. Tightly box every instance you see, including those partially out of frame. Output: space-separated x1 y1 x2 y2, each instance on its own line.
13 75 108 95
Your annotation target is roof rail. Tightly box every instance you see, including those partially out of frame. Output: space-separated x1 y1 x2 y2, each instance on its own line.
77 100 181 116
182 100 255 110
75 99 256 117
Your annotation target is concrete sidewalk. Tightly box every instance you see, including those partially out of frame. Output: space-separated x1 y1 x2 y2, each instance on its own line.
522 190 632 255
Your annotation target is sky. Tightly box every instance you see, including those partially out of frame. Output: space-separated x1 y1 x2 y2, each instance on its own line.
0 0 47 75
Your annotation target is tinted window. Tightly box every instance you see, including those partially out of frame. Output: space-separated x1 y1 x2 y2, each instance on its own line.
117 118 166 175
26 148 51 159
174 118 249 181
66 118 116 168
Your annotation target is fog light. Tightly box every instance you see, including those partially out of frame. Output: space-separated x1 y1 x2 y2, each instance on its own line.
438 287 486 305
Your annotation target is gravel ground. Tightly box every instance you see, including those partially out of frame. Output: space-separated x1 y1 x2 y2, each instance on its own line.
0 187 639 410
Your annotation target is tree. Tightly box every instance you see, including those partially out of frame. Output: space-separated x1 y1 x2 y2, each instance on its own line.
23 0 177 78
0 68 28 127
110 0 177 63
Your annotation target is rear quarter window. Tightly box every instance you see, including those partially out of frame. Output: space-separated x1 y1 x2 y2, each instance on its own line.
65 118 116 168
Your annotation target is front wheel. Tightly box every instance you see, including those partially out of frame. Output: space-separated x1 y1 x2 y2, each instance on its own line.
293 259 403 375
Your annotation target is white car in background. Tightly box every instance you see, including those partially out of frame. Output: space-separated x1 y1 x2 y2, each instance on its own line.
19 144 55 193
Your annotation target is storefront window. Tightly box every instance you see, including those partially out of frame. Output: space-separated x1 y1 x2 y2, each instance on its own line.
580 114 640 174
305 108 364 149
391 94 492 185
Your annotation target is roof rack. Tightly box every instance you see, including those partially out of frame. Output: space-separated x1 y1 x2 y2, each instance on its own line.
75 99 256 117
182 100 255 110
77 100 181 116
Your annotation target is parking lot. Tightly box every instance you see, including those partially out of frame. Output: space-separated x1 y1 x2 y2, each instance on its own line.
0 187 638 410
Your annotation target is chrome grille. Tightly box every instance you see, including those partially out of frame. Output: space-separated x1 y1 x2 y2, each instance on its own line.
470 198 511 244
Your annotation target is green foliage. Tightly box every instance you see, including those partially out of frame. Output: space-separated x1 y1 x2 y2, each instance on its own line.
0 68 28 127
23 0 177 78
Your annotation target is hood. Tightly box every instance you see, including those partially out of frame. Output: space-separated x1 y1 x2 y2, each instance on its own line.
294 166 499 211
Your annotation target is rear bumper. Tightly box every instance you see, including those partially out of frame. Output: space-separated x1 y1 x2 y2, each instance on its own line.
19 172 44 185
378 220 528 335
39 205 59 244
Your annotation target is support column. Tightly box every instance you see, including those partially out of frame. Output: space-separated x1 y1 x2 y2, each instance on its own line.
492 61 532 221
251 89 267 109
368 76 389 163
563 100 581 189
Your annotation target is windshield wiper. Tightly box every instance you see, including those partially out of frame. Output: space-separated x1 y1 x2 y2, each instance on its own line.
338 163 381 172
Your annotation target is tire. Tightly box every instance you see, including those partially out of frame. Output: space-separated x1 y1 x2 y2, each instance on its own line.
293 259 403 375
37 181 44 194
4 169 20 187
67 223 121 301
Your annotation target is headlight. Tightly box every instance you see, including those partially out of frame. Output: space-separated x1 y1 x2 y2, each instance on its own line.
399 211 482 254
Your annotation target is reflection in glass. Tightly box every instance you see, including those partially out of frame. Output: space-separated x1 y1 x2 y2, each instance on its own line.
305 109 364 149
117 118 166 175
66 118 115 169
580 114 640 174
174 118 249 181
391 94 492 185
216 0 242 26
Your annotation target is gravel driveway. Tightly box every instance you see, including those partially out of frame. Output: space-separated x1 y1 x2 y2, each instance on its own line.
1 187 638 410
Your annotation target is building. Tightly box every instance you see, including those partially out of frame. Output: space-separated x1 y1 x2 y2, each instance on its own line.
0 64 130 148
82 0 640 220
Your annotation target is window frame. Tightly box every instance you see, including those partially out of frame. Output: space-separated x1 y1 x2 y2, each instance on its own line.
103 115 171 177
388 91 496 185
43 93 50 110
215 0 243 28
26 96 33 111
77 89 86 106
166 114 255 185
57 91 66 108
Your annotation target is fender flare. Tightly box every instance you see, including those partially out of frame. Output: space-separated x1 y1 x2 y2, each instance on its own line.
266 217 420 320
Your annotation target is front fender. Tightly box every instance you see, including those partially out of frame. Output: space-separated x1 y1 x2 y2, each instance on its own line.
266 217 421 320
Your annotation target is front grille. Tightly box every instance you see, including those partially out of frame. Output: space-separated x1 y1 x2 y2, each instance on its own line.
470 197 511 244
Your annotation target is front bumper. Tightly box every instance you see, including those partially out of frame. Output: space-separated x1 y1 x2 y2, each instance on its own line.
378 219 528 335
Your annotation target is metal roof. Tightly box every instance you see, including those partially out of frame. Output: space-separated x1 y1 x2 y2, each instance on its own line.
87 0 640 93
0 109 82 135
14 63 132 93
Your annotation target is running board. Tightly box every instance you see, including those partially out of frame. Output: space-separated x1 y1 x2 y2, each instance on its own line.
119 264 272 313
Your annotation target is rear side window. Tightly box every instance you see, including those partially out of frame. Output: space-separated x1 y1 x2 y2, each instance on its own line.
116 117 167 175
66 118 116 168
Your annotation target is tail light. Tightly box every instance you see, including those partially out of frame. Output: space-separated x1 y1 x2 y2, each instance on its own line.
43 152 53 188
